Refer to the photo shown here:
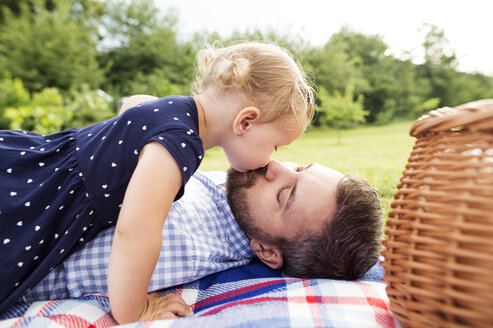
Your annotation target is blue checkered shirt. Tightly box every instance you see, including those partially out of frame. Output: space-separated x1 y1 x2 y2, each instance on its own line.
22 171 255 302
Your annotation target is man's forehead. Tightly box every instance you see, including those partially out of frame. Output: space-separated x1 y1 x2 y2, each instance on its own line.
281 162 340 176
281 161 299 168
285 164 341 224
308 164 344 179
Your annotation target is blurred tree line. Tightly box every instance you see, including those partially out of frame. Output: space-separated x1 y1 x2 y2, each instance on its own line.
1 0 492 133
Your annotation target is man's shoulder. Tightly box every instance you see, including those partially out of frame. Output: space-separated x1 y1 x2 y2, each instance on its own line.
172 170 227 212
188 170 227 195
194 170 227 186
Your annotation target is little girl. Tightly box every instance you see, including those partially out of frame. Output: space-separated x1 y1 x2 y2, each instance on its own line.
0 41 314 323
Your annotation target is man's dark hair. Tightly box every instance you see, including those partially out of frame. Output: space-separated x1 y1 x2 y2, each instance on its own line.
278 175 383 280
242 175 383 280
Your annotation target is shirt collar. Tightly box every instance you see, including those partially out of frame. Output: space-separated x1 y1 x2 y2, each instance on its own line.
192 171 255 258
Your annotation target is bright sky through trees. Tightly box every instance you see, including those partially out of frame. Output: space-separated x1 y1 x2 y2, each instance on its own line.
156 0 492 75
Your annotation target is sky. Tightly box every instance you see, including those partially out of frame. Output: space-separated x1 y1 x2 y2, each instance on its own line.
155 0 493 76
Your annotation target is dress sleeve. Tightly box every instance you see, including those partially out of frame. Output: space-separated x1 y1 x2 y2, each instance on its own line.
149 130 204 200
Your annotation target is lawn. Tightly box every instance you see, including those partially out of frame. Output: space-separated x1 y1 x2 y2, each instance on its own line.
198 120 416 218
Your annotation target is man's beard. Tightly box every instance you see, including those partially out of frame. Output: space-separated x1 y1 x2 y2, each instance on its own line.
225 166 268 240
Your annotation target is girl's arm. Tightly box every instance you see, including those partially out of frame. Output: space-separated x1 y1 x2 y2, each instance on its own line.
108 141 184 324
119 95 159 114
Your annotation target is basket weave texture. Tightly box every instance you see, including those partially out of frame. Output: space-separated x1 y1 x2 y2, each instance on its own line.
382 99 493 328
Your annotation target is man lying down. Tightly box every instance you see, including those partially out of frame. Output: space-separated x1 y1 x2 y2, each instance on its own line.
17 160 384 309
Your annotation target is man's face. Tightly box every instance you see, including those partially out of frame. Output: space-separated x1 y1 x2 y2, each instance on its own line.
226 160 344 242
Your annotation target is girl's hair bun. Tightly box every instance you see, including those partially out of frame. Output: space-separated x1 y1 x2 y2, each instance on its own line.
195 43 251 90
215 56 251 89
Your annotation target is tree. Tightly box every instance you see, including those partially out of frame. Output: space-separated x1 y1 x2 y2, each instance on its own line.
444 70 493 107
0 0 24 24
417 26 493 108
310 27 411 123
362 56 433 123
305 33 369 96
421 24 457 69
0 0 103 92
330 26 388 67
417 24 458 107
0 0 106 26
316 85 368 143
99 0 195 97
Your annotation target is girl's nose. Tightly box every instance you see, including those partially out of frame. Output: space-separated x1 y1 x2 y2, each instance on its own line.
265 160 292 181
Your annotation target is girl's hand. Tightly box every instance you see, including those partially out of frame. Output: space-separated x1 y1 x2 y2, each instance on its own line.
138 292 193 321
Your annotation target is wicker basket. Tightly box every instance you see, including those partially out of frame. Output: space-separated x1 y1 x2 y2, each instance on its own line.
382 99 493 328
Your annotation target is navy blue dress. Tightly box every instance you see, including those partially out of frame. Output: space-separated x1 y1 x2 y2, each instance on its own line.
0 95 204 313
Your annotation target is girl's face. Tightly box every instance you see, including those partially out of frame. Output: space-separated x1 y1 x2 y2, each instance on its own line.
223 117 306 172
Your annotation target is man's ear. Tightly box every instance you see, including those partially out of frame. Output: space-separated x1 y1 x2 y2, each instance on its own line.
250 238 283 269
233 106 261 135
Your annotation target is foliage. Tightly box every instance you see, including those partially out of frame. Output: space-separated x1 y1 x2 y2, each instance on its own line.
364 56 432 124
419 97 441 116
5 88 71 134
447 71 493 106
99 0 195 98
315 86 367 128
65 85 115 129
319 28 432 124
123 69 188 97
0 0 106 25
305 33 369 96
0 0 103 92
421 23 457 69
5 84 114 134
0 75 31 128
420 22 493 109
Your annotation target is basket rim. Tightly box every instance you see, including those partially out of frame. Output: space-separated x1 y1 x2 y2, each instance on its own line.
410 99 493 137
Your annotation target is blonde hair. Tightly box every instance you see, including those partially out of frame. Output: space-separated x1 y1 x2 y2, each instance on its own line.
193 41 314 126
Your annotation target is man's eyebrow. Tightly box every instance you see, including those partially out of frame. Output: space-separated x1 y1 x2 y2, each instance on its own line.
304 163 315 171
284 163 314 213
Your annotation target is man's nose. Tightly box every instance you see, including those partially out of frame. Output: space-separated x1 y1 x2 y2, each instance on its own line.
265 160 293 181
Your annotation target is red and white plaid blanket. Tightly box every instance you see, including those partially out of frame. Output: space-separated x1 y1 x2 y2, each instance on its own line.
1 261 399 328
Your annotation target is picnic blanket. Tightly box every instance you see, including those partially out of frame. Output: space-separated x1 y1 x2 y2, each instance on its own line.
0 259 399 328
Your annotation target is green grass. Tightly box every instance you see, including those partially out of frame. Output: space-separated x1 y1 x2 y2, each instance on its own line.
198 120 416 218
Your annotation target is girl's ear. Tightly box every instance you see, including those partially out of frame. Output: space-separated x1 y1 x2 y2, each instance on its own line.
249 239 283 270
233 106 261 135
